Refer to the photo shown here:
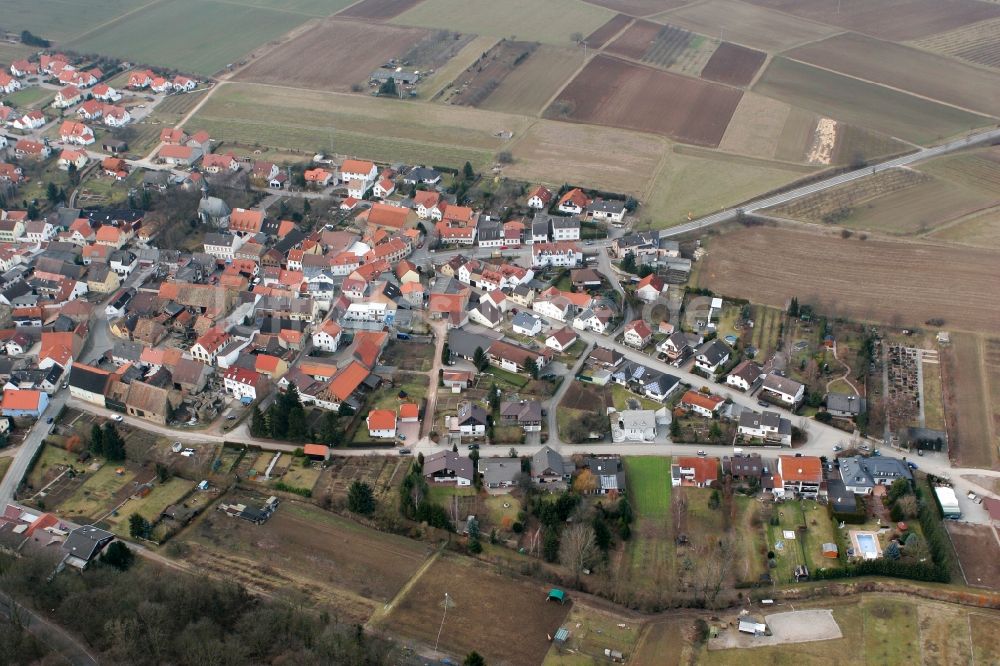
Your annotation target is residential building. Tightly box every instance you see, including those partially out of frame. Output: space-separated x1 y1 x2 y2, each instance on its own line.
312 319 343 353
499 400 542 432
479 458 520 489
367 409 397 438
527 185 553 209
423 451 474 486
761 375 805 407
558 188 590 215
531 446 572 484
839 455 913 495
587 456 624 494
775 455 823 499
826 392 866 418
635 273 665 303
610 410 657 443
694 339 731 375
451 401 489 437
222 367 268 402
671 456 719 488
726 360 764 392
679 390 725 418
588 198 627 223
623 320 652 349
545 326 578 352
737 410 792 446
531 242 582 268
1 389 49 417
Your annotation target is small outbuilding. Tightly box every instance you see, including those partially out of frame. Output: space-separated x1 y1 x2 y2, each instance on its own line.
738 616 767 636
547 588 567 604
303 443 330 462
822 542 839 559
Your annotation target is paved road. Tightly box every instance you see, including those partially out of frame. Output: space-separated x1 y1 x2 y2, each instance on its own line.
660 127 1000 238
0 392 66 505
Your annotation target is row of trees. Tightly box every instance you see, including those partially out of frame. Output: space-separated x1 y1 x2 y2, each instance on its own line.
399 456 452 530
89 423 126 461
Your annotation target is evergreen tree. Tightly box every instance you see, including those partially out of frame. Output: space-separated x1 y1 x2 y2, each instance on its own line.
347 481 376 515
100 541 134 570
441 342 450 365
788 297 800 318
592 515 612 552
90 424 104 456
318 411 341 446
621 251 637 274
128 513 151 540
528 359 540 380
543 527 560 562
46 182 60 203
463 161 475 181
473 346 489 372
286 405 308 442
464 652 485 666
669 418 682 439
102 423 125 460
250 405 268 437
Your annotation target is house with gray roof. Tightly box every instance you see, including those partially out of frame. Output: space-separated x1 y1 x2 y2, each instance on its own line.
447 328 495 361
423 451 475 486
826 392 866 418
499 400 542 432
531 445 572 484
588 456 625 494
839 455 913 495
694 339 731 374
738 410 792 446
762 374 805 406
62 525 115 569
611 409 657 442
512 311 543 337
478 457 521 489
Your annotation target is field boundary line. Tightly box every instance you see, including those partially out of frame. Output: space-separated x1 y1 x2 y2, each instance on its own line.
537 51 594 118
367 548 442 627
973 335 997 455
208 0 324 17
919 203 1000 239
782 56 1000 120
65 0 167 46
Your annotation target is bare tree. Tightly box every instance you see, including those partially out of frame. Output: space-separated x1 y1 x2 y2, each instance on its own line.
560 523 597 586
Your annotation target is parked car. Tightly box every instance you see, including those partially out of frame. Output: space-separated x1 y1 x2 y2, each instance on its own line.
112 414 123 422
398 448 411 455
697 450 706 457
226 415 236 420
832 445 842 452
46 416 54 424
907 462 918 470
468 443 479 450
757 400 769 407
398 434 406 441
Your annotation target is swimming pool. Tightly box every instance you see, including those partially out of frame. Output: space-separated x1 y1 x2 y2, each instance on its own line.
855 533 880 560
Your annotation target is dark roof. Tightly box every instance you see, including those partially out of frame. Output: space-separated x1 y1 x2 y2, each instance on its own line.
697 339 731 365
69 363 110 394
826 392 866 415
447 328 494 359
62 525 114 561
457 401 489 426
532 445 569 478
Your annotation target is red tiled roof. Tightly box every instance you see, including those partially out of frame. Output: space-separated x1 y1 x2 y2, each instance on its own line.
367 409 396 430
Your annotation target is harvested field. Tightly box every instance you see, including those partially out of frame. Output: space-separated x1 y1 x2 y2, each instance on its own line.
941 333 996 468
633 619 695 665
480 45 584 115
919 145 1000 194
337 0 425 19
192 82 530 167
67 0 310 76
929 206 1000 248
391 0 615 46
753 57 993 145
786 32 1000 117
700 42 765 87
585 13 633 49
695 226 1000 333
505 119 666 195
545 54 742 147
773 107 817 163
657 0 839 51
644 147 810 225
234 19 428 92
586 0 691 17
384 554 570 664
0 0 150 42
766 167 999 235
606 19 667 60
743 0 1000 41
831 124 913 166
912 17 1000 70
947 522 1000 590
181 499 430 620
444 40 538 107
718 93 793 160
640 24 718 76
972 614 1000 665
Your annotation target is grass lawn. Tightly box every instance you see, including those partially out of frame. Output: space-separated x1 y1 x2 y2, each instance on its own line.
766 500 841 581
624 457 672 517
484 495 520 528
486 366 530 389
276 461 323 493
105 477 195 537
556 406 586 441
610 384 662 412
26 444 79 489
543 605 642 665
2 86 55 109
0 457 11 485
57 464 137 521
369 374 430 411
862 598 919 662
427 484 477 505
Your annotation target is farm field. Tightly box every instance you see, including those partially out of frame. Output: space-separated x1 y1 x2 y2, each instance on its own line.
444 40 538 107
766 167 999 236
940 333 996 469
831 123 913 166
479 45 585 116
753 57 993 145
643 147 810 226
947 522 1000 590
234 19 430 92
382 554 570 664
918 145 1000 193
419 35 499 101
605 20 720 78
0 41 39 63
699 42 766 87
911 17 1000 70
223 0 357 15
585 14 633 49
657 0 839 51
694 226 1000 333
192 82 530 168
718 93 795 161
742 0 1000 41
504 119 667 196
786 32 1000 117
972 614 1000 664
606 19 670 60
0 0 152 42
336 0 426 20
586 0 690 17
545 55 743 147
67 0 310 75
391 0 614 45
178 498 431 622
929 207 1000 248
632 618 695 665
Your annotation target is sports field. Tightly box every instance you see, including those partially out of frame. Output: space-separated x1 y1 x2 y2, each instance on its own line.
67 0 310 75
696 226 1000 333
753 57 993 145
480 45 585 116
192 82 530 167
391 0 614 45
786 32 1000 117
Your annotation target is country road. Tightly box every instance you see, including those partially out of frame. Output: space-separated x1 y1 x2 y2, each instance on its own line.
660 127 1000 238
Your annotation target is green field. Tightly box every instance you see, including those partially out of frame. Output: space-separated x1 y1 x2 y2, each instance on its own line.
0 41 39 63
57 464 138 522
105 477 195 537
644 147 811 228
624 457 672 517
191 82 524 167
68 0 310 75
1 86 54 109
0 457 10 485
392 0 614 46
0 0 153 42
753 57 994 146
221 0 357 16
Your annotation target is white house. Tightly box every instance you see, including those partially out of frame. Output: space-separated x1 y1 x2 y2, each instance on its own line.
102 106 131 127
635 273 666 303
312 319 342 353
694 339 731 375
588 198 627 223
11 112 45 131
738 410 792 446
223 367 265 402
512 312 543 337
366 409 397 438
761 375 805 406
610 410 657 443
532 242 582 268
0 73 22 94
203 232 244 262
550 216 581 242
726 360 764 392
623 320 652 349
527 185 552 209
372 176 395 198
340 159 378 187
23 220 55 245
573 308 612 335
545 327 578 352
